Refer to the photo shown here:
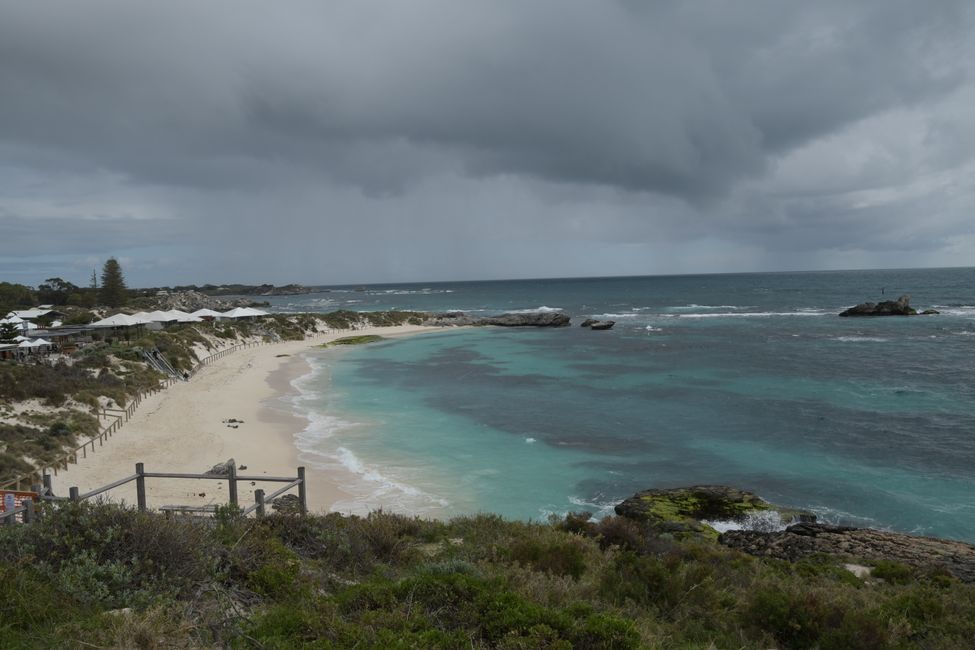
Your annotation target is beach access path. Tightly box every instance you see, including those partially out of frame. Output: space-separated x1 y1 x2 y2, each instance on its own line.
55 324 445 514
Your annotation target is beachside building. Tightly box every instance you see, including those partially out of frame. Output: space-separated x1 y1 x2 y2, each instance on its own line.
5 308 66 321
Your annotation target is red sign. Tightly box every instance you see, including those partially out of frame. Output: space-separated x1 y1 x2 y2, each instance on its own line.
0 490 38 523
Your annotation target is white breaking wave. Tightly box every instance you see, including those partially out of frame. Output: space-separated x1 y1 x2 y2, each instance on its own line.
369 288 455 295
675 310 829 319
288 355 450 516
505 306 564 314
668 304 750 311
567 495 619 519
590 312 640 319
833 336 889 343
931 305 975 317
704 510 790 534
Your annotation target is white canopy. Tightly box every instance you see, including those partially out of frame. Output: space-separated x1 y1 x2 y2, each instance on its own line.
6 309 54 319
0 317 37 331
147 310 181 322
91 313 152 328
190 308 223 318
132 310 202 324
164 310 203 323
17 338 50 348
221 307 269 318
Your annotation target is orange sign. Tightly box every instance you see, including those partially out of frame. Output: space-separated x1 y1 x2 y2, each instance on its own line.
0 490 38 522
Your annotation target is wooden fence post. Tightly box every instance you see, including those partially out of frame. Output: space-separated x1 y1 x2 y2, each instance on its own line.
255 489 265 518
23 499 34 524
135 463 147 512
228 464 238 508
43 473 52 495
69 487 80 501
297 466 307 514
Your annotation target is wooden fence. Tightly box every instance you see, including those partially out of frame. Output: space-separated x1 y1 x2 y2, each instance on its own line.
0 340 268 491
1 463 306 525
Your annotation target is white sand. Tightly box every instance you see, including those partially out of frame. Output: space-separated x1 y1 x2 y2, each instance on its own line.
54 325 445 514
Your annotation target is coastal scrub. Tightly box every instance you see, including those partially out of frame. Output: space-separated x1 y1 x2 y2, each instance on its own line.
1 503 974 648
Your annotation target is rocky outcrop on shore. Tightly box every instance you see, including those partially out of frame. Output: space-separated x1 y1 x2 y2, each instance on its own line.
615 485 975 582
479 312 571 327
839 294 923 317
615 485 815 540
423 311 571 327
721 523 975 583
154 291 265 312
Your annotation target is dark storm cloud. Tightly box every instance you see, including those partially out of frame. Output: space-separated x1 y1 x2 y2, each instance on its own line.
1 1 973 284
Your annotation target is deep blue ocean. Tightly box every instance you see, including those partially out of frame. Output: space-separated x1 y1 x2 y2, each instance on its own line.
267 268 975 542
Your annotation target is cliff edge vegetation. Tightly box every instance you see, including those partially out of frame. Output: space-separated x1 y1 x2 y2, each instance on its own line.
1 501 974 649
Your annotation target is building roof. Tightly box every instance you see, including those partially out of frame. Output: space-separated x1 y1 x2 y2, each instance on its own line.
91 313 152 328
6 309 62 319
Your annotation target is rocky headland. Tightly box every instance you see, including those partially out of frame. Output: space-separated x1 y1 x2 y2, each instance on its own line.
616 485 975 582
423 311 571 327
152 290 268 312
721 523 975 583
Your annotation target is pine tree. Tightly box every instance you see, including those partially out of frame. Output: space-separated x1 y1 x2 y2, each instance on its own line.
99 258 128 308
0 321 19 343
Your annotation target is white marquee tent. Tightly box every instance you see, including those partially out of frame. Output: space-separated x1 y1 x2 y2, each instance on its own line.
190 308 223 319
90 313 152 328
219 307 269 319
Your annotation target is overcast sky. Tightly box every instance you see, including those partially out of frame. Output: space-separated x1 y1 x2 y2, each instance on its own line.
1 1 974 287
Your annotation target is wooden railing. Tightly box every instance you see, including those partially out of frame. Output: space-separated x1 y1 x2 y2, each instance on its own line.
63 463 307 517
2 463 306 525
0 500 36 525
0 339 270 491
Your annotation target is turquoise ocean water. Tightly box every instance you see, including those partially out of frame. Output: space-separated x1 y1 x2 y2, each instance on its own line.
267 268 975 542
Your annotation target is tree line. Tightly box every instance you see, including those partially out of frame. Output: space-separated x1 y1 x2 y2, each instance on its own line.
0 258 129 316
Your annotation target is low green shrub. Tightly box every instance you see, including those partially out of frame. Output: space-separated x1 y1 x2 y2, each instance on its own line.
508 535 589 580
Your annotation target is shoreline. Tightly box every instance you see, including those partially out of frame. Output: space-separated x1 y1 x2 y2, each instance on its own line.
54 325 447 514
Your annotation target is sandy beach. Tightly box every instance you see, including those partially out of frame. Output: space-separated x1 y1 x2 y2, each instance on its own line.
54 325 445 514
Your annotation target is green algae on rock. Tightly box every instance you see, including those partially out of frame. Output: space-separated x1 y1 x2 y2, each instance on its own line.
614 485 815 541
323 335 386 346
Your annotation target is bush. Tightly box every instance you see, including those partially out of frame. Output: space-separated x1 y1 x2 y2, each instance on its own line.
872 560 914 585
508 535 589 580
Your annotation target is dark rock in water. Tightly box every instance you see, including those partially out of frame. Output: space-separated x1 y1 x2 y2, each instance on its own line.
205 458 236 476
589 320 615 330
721 523 975 583
580 318 615 329
615 485 815 541
839 294 918 316
478 312 571 327
921 309 940 315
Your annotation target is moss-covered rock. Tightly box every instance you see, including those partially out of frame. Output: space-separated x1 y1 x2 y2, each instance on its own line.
324 335 385 346
615 485 815 541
